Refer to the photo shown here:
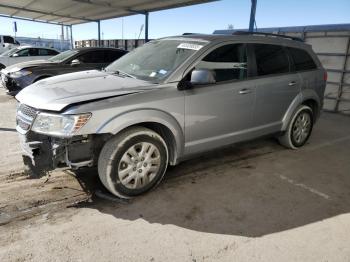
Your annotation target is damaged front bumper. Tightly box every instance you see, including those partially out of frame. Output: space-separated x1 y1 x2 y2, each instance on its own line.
19 131 101 177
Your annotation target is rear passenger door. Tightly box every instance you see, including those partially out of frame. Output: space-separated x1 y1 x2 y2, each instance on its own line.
250 43 301 132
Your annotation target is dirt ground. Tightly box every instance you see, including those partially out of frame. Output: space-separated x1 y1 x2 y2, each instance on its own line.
0 88 350 262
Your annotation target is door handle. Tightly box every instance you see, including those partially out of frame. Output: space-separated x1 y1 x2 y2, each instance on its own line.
288 81 297 86
239 88 252 95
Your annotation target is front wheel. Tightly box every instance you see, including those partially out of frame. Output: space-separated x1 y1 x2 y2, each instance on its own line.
98 127 168 198
278 105 314 149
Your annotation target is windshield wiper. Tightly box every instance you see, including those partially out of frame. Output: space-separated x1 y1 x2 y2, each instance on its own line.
109 69 136 79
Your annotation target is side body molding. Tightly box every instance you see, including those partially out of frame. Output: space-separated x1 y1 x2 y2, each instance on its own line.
96 109 185 164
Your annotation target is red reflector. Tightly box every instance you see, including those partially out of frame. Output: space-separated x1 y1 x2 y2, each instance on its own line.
323 71 328 81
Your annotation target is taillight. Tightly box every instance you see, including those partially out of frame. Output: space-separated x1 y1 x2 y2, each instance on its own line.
323 71 328 82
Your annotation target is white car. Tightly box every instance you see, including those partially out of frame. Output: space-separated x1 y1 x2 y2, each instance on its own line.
0 46 60 69
0 35 20 54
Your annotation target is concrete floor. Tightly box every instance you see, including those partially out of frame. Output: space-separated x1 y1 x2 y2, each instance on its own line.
0 88 350 261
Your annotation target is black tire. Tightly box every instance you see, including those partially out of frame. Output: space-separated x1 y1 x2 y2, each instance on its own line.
98 127 168 198
0 63 5 70
278 105 314 149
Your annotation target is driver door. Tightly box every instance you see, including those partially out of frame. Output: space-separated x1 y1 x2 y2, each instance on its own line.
184 43 256 155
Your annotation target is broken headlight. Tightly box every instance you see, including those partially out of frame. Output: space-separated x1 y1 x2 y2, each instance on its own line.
32 112 91 137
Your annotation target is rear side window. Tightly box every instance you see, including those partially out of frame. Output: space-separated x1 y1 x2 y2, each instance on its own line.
197 44 247 82
253 44 290 76
288 47 317 71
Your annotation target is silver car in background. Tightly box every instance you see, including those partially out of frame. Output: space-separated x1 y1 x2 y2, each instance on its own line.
15 33 326 198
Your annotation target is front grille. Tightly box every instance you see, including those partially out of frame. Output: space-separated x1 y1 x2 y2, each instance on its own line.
18 104 37 119
16 104 38 132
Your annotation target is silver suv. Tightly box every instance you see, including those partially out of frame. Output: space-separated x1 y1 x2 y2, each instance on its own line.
15 33 326 198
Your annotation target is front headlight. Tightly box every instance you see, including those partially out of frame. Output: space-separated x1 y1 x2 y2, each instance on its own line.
32 112 91 137
10 70 32 78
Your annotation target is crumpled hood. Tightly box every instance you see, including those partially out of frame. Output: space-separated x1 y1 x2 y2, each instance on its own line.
16 70 157 111
3 60 55 73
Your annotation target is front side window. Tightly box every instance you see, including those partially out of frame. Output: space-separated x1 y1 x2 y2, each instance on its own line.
3 36 15 44
106 39 208 82
48 50 78 62
288 47 317 71
254 44 290 76
78 50 106 63
29 48 39 56
105 50 126 63
196 44 247 82
16 48 29 57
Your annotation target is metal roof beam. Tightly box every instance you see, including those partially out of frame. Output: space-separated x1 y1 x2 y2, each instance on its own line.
0 14 68 25
0 3 96 23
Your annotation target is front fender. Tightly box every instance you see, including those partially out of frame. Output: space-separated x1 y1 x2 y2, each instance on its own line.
96 108 184 160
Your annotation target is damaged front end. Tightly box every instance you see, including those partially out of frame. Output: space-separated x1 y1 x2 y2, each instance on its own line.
16 103 107 177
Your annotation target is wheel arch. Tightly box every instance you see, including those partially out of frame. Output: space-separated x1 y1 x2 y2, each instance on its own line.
96 109 184 165
282 90 321 131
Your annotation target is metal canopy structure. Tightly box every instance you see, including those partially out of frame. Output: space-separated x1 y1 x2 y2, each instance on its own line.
0 0 217 25
0 0 217 46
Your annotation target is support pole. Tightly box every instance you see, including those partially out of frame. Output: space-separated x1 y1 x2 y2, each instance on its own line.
70 25 73 49
145 12 149 42
249 0 257 32
97 20 101 47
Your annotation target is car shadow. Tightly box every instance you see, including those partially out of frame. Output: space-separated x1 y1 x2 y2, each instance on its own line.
69 133 350 237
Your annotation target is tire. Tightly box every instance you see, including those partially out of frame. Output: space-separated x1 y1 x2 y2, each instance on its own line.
278 105 314 149
0 63 5 70
98 127 169 198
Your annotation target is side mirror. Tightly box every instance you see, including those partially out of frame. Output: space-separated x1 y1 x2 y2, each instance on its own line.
12 53 19 57
177 69 216 91
71 59 81 66
190 69 216 85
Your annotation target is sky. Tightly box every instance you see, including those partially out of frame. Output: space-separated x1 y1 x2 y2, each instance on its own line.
0 0 349 41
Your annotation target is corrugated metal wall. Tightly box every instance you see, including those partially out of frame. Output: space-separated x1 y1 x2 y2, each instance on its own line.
284 31 350 114
215 24 350 115
74 39 147 51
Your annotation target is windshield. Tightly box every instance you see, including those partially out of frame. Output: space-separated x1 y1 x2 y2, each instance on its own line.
0 48 19 57
48 50 78 62
105 39 208 82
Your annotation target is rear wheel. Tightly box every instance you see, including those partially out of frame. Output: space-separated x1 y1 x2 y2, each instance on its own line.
98 127 168 198
278 105 313 149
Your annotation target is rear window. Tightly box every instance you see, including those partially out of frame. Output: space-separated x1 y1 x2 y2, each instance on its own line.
253 44 290 76
288 47 317 71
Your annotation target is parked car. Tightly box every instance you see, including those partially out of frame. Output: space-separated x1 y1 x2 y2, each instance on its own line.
0 46 59 70
0 35 20 54
1 47 127 94
15 33 326 198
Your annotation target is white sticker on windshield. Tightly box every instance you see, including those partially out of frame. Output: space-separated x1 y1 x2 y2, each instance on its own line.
177 43 204 51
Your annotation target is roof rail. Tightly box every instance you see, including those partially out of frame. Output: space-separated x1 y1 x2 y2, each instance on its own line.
233 31 304 42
